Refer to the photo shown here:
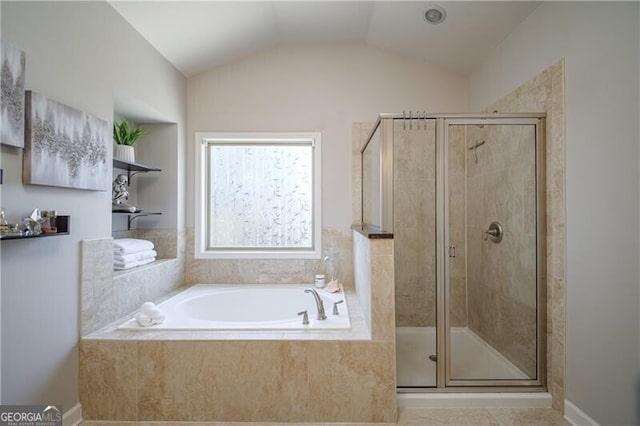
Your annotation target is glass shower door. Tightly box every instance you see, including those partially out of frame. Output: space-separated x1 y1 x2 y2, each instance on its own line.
445 119 544 386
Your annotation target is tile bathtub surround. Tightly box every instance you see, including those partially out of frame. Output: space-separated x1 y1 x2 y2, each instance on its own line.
485 61 566 410
353 230 395 341
79 339 396 423
81 236 185 336
185 227 354 288
81 232 397 423
81 238 115 336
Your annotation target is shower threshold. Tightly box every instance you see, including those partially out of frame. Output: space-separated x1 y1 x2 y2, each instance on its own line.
396 392 552 408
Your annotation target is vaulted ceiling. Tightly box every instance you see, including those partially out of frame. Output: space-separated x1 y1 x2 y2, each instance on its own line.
110 1 541 78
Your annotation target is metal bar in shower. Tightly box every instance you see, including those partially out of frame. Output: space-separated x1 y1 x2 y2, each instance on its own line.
380 119 394 233
536 118 547 387
436 117 447 388
361 113 546 154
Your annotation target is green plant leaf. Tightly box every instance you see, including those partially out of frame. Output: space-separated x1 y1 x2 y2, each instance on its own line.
113 120 145 146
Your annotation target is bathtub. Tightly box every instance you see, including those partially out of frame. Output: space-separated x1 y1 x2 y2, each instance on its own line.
117 284 351 331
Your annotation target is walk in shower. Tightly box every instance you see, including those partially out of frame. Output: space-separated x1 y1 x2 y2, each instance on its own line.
361 113 546 390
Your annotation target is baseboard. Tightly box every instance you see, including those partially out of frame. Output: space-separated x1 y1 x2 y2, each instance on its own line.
397 392 552 408
564 400 600 426
62 403 82 426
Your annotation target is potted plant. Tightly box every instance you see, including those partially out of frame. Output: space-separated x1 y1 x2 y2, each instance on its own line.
113 120 145 163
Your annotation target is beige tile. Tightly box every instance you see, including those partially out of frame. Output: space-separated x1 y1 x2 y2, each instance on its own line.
135 228 179 259
371 254 395 341
186 227 353 287
81 238 115 335
393 123 436 328
497 295 537 378
353 230 372 330
307 341 396 423
477 60 566 407
221 341 309 422
79 340 137 421
398 407 499 425
137 341 223 421
488 408 568 426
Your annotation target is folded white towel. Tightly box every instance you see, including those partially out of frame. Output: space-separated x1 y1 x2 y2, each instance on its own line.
135 312 165 327
114 250 157 263
114 257 156 270
113 238 154 255
141 301 164 319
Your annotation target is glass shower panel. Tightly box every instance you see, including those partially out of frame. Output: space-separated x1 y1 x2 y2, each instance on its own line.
362 126 382 228
394 118 437 387
448 123 538 382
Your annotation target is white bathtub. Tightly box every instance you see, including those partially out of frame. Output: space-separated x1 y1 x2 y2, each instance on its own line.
117 284 351 331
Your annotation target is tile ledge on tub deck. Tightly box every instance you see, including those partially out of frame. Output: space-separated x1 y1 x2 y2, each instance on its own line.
352 224 394 239
113 258 178 278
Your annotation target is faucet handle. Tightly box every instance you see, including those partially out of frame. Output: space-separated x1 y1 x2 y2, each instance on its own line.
332 300 344 315
298 310 309 325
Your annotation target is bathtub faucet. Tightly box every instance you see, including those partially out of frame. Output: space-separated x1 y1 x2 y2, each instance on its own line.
304 288 327 320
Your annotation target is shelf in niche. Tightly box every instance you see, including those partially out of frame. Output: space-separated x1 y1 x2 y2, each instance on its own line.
1 216 70 241
112 208 145 214
112 211 161 230
113 158 161 173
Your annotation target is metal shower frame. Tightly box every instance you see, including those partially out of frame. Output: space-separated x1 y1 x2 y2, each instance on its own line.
360 112 547 391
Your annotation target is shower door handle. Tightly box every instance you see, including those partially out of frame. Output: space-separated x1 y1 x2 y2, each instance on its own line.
483 222 503 243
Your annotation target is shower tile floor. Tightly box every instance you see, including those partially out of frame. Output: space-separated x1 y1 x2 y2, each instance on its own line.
81 407 568 425
396 327 528 386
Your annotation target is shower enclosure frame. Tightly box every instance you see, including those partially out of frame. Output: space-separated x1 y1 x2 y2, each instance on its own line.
361 113 547 391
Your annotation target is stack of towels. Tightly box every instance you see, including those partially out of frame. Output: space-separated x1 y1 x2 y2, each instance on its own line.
113 238 157 271
135 301 165 327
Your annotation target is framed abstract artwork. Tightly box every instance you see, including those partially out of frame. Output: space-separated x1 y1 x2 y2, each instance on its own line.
1 41 26 148
23 91 110 191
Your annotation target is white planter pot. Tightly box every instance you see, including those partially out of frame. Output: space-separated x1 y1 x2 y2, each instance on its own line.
114 145 135 163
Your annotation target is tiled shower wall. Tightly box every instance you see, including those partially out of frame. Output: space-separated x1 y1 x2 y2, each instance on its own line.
393 121 437 327
448 126 468 327
486 61 566 410
464 123 538 378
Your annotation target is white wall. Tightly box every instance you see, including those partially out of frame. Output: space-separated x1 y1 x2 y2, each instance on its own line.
187 42 466 229
468 3 640 425
0 1 185 409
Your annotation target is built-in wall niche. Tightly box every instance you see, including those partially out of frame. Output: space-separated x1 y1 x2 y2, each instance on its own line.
112 92 180 260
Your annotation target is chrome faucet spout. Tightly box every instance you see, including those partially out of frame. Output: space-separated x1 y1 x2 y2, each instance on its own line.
304 288 327 320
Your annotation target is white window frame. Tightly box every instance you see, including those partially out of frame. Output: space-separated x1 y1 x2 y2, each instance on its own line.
195 132 322 259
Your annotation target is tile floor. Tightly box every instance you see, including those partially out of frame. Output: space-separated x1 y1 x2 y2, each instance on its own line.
81 406 569 425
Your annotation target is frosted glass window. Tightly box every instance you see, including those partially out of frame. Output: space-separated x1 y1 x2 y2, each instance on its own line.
208 144 312 248
195 133 321 259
